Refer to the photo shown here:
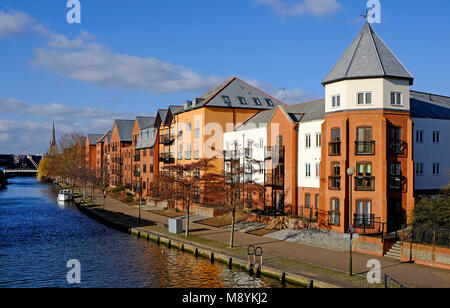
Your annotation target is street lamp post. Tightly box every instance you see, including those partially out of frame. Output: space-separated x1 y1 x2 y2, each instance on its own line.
347 167 355 276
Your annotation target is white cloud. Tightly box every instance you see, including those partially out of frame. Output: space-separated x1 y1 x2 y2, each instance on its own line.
0 98 137 153
255 0 341 18
0 10 49 37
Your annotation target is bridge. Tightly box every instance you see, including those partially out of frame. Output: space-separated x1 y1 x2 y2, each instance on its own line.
2 154 41 176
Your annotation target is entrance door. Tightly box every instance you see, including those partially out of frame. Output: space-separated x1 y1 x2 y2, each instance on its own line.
388 199 404 232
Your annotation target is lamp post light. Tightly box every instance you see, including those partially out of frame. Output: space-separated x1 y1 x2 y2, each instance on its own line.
347 167 355 276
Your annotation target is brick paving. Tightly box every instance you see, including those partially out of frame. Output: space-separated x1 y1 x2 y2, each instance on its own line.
92 190 450 288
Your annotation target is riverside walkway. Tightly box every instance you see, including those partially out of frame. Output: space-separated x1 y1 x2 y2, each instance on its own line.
89 190 450 288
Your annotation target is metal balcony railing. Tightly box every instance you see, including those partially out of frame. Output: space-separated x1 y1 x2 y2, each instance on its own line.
264 146 285 161
328 176 341 190
265 173 284 187
160 134 175 145
329 141 341 156
223 150 240 161
354 214 375 229
389 141 407 156
355 141 375 155
355 176 375 191
389 176 407 191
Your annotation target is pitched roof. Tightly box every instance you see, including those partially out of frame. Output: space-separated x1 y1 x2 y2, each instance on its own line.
135 127 158 150
114 120 135 142
236 99 325 131
410 91 450 120
174 77 284 114
136 117 156 130
96 131 112 144
323 23 413 86
87 134 104 146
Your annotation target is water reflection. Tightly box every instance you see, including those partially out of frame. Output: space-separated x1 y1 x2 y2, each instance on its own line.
0 178 290 288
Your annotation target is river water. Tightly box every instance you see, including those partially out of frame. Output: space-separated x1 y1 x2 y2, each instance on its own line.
0 178 286 288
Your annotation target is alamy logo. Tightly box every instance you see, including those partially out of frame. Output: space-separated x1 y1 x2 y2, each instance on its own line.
66 259 81 284
367 0 381 24
366 259 381 284
66 0 81 24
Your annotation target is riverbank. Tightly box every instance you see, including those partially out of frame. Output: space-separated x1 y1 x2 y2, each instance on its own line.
60 182 450 288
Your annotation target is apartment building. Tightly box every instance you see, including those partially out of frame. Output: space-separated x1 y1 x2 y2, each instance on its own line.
223 23 449 234
131 116 157 197
95 131 112 184
157 106 180 175
85 134 103 170
110 119 134 187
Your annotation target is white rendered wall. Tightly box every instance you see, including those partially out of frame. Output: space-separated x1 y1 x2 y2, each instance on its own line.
298 120 324 188
413 118 450 190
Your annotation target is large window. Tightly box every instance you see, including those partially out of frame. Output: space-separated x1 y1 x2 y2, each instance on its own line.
389 162 403 190
355 200 373 228
355 162 374 191
329 128 341 156
390 126 403 155
356 127 374 155
305 193 311 208
329 162 341 190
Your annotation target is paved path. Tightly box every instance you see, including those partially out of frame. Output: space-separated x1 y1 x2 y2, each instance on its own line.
92 191 450 288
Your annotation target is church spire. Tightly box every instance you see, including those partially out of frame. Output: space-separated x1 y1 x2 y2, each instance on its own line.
49 122 57 155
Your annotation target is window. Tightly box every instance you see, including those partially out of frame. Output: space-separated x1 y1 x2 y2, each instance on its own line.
433 163 440 176
389 162 403 190
356 127 374 155
356 162 374 191
355 200 372 227
415 163 424 176
143 164 147 173
150 164 154 174
305 193 311 208
357 92 372 105
433 131 440 144
265 99 274 106
330 128 341 156
194 142 200 160
316 133 322 147
186 122 192 132
416 130 424 144
178 124 184 140
185 144 191 160
178 143 183 160
223 96 231 104
253 98 262 105
305 163 311 177
238 97 247 105
390 126 403 155
305 134 311 148
329 199 340 226
194 120 200 138
329 162 341 190
391 92 402 106
331 95 340 108
315 163 320 178
315 194 319 209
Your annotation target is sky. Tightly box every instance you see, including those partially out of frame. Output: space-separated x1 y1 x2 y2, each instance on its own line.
0 0 449 154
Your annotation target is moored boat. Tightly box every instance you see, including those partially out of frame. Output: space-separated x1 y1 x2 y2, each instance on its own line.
57 189 73 202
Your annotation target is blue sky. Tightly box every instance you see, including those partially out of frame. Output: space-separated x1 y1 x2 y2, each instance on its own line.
0 0 449 153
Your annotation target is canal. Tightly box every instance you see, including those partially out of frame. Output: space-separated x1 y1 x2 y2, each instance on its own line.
0 178 287 288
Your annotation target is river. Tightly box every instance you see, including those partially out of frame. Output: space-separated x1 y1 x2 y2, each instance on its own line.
0 177 287 288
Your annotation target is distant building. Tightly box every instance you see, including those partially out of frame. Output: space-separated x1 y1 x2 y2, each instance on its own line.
48 122 57 156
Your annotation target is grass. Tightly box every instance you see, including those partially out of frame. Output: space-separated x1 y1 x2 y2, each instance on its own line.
150 209 186 218
196 210 249 228
247 228 275 236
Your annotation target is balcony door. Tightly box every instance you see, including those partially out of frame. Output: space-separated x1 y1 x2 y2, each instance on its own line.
356 127 373 154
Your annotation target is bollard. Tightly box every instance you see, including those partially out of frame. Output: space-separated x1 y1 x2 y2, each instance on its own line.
195 248 199 258
157 237 160 245
309 280 314 289
280 272 286 285
256 264 262 278
137 231 140 238
168 240 171 249
228 258 233 269
210 253 214 264
181 244 184 252
146 234 150 241
248 263 254 276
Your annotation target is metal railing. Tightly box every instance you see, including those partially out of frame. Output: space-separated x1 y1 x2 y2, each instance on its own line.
389 141 407 156
389 176 407 191
355 141 375 155
264 146 285 161
355 176 375 191
265 173 284 187
329 141 341 156
223 150 240 161
328 211 340 226
328 176 341 190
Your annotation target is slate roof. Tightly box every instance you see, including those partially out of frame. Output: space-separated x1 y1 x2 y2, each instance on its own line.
114 120 135 142
96 131 112 144
323 23 413 86
174 77 284 114
136 117 156 130
236 99 325 131
87 134 104 146
135 127 158 150
410 91 450 120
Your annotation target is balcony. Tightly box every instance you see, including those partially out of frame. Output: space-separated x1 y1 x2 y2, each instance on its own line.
159 153 175 164
223 150 240 161
389 176 407 191
160 134 175 146
328 211 340 226
328 176 341 190
134 155 140 162
134 170 141 178
389 141 407 156
355 176 375 191
265 146 285 161
353 214 375 229
355 141 375 155
265 173 284 187
329 141 341 156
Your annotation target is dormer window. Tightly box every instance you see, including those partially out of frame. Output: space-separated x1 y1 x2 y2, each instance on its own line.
222 96 231 104
253 98 262 106
238 97 247 105
265 99 274 106
391 92 402 106
357 92 372 105
332 95 340 108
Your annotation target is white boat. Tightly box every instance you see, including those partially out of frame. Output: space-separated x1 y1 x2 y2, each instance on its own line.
58 189 73 202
